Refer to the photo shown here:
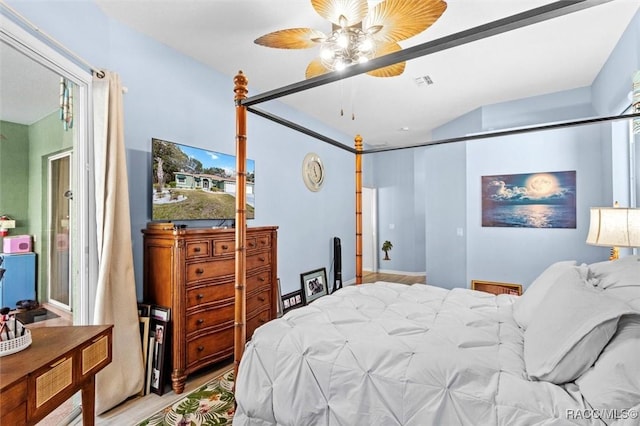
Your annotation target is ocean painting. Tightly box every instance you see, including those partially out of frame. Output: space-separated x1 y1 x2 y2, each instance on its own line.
482 171 576 228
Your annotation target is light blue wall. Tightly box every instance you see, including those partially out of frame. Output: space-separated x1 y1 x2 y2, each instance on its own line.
7 1 355 298
377 9 640 290
6 2 639 296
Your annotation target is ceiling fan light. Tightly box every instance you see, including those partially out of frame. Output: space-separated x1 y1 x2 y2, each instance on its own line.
358 56 369 64
359 38 373 52
320 47 334 60
337 32 349 48
335 60 346 71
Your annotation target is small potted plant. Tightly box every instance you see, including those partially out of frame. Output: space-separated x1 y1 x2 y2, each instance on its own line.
382 240 393 260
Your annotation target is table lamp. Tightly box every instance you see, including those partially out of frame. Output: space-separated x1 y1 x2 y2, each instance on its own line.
586 206 640 260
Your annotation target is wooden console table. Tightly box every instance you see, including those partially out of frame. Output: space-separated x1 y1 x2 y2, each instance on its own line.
0 325 113 425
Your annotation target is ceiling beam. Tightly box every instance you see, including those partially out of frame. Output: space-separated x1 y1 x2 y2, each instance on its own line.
241 0 612 107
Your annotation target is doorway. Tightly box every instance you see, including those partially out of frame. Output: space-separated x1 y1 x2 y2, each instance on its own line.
362 187 377 272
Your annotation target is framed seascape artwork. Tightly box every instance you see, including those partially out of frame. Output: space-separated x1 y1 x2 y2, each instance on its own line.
481 170 576 228
301 268 328 304
281 289 305 314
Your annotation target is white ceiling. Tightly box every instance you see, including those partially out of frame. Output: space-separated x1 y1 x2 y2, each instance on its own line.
3 1 639 147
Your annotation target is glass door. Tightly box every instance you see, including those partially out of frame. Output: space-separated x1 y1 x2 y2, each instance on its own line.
48 152 72 309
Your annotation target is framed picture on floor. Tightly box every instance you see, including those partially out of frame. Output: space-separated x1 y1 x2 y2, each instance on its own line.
150 320 169 395
281 289 305 314
301 267 328 304
276 278 284 318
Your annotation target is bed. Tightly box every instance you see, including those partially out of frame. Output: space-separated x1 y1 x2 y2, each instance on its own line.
233 256 640 425
230 1 640 424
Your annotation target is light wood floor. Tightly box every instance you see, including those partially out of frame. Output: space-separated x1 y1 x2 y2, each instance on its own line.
361 271 426 285
36 272 424 425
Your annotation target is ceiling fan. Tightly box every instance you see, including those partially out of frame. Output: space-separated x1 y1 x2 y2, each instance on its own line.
254 0 448 79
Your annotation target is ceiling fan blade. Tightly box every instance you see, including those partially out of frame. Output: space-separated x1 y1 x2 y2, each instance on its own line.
363 0 447 43
306 58 331 79
367 42 406 77
311 0 368 27
254 28 327 49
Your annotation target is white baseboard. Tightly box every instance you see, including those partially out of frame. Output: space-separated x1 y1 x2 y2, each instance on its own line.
372 269 426 276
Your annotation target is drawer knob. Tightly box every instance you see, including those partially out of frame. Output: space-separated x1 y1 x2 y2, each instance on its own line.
195 268 204 275
196 293 204 299
194 247 201 253
197 318 204 325
197 345 204 352
249 242 255 247
258 256 265 262
259 318 266 324
258 276 265 282
221 244 229 250
258 296 265 302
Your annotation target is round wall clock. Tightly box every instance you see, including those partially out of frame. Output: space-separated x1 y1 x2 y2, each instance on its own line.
302 152 325 192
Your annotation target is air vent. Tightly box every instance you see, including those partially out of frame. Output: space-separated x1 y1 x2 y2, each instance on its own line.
414 75 433 87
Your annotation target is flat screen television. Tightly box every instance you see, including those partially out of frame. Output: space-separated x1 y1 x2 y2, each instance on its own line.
151 138 255 221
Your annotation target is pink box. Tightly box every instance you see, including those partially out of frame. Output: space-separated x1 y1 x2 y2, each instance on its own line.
3 235 32 253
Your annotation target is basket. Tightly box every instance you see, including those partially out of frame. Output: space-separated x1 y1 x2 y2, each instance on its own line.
0 328 32 357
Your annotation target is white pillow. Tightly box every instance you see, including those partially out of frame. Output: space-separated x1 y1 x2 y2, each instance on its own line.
588 256 640 310
576 315 640 424
513 260 577 329
524 268 635 384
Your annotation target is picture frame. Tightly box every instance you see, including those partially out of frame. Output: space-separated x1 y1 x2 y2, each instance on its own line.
281 289 305 314
276 278 284 318
137 302 151 317
137 316 150 396
150 320 168 395
301 267 328 304
471 280 522 296
150 305 171 322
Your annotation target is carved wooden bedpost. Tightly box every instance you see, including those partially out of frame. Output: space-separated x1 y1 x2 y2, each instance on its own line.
234 71 248 379
355 134 363 284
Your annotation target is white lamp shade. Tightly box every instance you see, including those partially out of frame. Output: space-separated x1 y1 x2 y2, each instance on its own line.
587 207 640 247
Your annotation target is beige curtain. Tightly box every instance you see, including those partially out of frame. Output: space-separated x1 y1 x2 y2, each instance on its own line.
92 71 144 414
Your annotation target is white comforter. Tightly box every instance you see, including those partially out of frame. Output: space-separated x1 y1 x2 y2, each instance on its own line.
233 282 600 426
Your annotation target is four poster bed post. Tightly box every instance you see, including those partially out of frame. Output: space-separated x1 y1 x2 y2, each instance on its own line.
355 134 363 285
233 71 248 378
232 71 365 375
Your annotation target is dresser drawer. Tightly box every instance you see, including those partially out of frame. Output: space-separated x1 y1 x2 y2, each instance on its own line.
212 238 234 256
81 332 111 376
186 240 210 259
186 252 271 283
253 233 272 251
186 324 234 368
247 288 271 314
32 356 74 410
0 380 26 420
186 280 234 309
247 269 271 293
247 308 271 339
186 302 234 334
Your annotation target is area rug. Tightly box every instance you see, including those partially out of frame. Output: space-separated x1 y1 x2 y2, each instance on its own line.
136 369 235 426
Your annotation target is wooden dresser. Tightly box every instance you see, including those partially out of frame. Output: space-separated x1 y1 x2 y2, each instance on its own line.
142 225 278 393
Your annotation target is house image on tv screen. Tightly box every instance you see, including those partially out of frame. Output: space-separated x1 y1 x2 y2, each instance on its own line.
151 138 255 221
173 171 253 195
